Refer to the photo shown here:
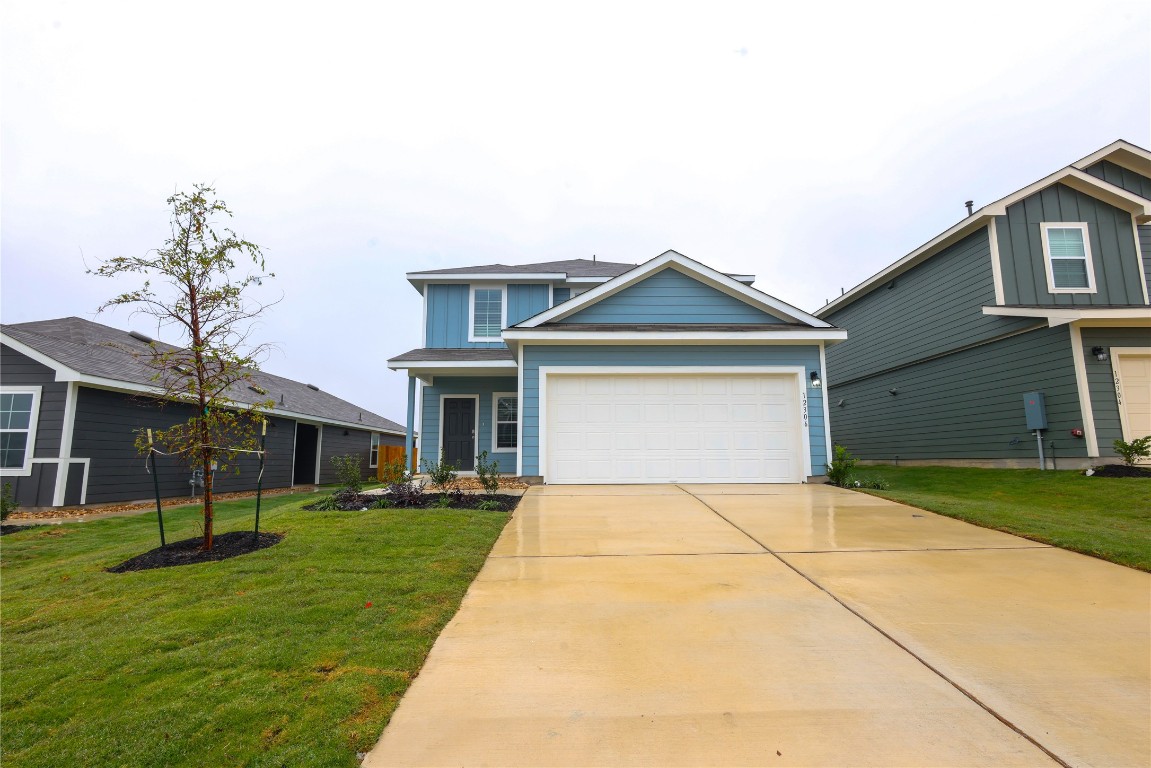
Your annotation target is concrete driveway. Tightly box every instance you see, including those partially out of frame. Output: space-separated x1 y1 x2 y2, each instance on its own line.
365 484 1150 767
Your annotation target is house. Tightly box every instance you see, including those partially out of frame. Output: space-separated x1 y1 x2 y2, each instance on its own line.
815 139 1151 468
0 317 406 507
387 251 846 484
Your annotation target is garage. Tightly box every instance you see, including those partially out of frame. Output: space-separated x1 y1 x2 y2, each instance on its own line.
544 372 806 484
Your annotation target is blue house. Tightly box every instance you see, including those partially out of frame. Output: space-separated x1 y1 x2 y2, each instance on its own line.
816 140 1151 467
388 251 846 484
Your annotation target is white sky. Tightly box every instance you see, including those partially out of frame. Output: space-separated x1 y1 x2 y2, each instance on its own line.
2 0 1149 423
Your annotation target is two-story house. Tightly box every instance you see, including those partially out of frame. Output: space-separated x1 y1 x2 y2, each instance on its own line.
388 251 846 484
816 140 1151 468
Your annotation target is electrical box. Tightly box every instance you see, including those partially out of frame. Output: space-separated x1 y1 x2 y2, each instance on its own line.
1023 391 1047 431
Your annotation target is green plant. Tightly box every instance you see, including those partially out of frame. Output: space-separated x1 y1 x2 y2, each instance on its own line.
374 497 395 509
474 450 501 495
826 444 859 488
1113 436 1151 466
476 499 503 511
433 495 454 509
330 454 364 493
1 482 17 521
309 494 341 511
421 451 459 494
380 453 411 484
855 476 889 490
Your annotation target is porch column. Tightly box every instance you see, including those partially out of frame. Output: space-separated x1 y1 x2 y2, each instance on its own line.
405 375 417 472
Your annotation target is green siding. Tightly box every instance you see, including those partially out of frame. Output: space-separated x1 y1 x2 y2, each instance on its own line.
1083 160 1151 199
1139 225 1151 295
825 229 1034 382
828 326 1085 461
1080 327 1151 456
560 268 783 324
996 184 1144 306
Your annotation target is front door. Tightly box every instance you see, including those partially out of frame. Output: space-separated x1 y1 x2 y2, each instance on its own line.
443 397 476 471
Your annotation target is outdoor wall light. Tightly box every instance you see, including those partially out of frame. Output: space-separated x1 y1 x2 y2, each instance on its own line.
889 388 899 396
1091 346 1109 362
810 371 822 388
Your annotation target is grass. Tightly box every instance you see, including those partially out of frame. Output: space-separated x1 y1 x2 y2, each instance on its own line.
850 465 1151 571
1 491 511 767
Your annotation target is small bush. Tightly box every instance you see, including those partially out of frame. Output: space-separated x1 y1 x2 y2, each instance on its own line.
1113 436 1151 466
330 454 364 493
826 444 859 488
475 451 501 495
379 453 411 484
309 494 341 511
1 482 17 521
476 499 503 511
374 497 395 509
421 451 459 494
386 476 426 507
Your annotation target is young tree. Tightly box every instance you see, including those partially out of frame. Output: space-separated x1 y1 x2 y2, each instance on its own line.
91 185 275 550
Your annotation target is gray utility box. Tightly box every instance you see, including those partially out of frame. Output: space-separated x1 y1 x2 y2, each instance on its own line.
1023 391 1048 431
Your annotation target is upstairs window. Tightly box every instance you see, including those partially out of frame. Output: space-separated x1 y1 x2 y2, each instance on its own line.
470 287 504 340
1040 223 1095 293
1 387 40 475
494 394 518 450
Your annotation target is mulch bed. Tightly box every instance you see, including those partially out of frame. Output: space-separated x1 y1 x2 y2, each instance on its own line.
304 491 521 512
1089 465 1151 478
107 531 284 573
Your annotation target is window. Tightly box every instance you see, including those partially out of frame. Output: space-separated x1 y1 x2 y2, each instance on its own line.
1040 223 1095 293
493 394 518 450
370 433 380 468
1 387 40 475
470 287 504 340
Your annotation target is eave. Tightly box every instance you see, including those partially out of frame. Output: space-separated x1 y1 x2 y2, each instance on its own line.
502 327 847 354
981 306 1151 328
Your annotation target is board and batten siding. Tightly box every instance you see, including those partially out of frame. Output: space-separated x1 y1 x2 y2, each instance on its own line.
70 386 296 504
559 268 783 324
1080 327 1151 457
552 287 571 303
519 345 826 476
825 230 1035 383
1139 225 1151 296
1084 160 1151 200
419 376 518 471
1 344 68 458
425 283 551 348
828 326 1085 461
995 183 1145 306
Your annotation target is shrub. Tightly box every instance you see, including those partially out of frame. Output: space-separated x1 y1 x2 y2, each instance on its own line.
421 451 459 494
330 454 363 493
1113 436 1151 467
374 497 395 509
474 451 501 495
826 444 858 488
386 476 426 507
1 482 17 521
476 499 503 511
379 453 411 484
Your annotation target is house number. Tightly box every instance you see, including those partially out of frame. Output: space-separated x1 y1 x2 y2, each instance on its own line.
1114 373 1123 406
801 391 809 428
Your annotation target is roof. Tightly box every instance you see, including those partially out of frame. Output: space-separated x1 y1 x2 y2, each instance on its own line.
387 348 515 363
413 258 637 279
534 323 813 332
1 317 405 435
816 139 1151 317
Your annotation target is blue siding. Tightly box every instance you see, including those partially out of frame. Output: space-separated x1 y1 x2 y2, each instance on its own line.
507 284 551 326
552 287 571 304
420 377 518 471
996 184 1145 306
559 268 783 324
519 345 826 476
425 284 504 349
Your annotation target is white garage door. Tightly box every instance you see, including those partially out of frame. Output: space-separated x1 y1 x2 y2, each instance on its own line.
545 373 805 484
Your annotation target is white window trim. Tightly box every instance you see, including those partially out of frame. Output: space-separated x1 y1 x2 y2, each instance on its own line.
1 385 42 476
369 433 380 468
491 392 518 453
1040 222 1096 294
468 284 507 342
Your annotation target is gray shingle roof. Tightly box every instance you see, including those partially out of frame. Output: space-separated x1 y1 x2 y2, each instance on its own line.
533 323 819 331
388 348 515 363
414 258 638 278
2 317 405 434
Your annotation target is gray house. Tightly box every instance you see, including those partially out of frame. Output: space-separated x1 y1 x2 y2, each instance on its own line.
0 317 405 507
816 140 1150 468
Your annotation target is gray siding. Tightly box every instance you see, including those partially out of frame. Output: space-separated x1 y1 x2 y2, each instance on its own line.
825 230 1035 382
71 387 296 504
560 268 782 324
1139 225 1151 296
7 463 57 508
1080 327 1151 456
419 377 518 471
1 344 67 458
828 326 1085 461
1083 160 1151 199
317 425 379 484
996 184 1144 306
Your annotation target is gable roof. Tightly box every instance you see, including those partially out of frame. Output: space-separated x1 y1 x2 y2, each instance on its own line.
513 250 834 329
815 139 1151 317
1 317 405 435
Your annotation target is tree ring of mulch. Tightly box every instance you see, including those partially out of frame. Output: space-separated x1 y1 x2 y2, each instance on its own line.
1088 465 1151 479
107 531 283 573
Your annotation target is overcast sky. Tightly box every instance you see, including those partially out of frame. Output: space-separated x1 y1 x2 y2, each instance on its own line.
3 0 1148 424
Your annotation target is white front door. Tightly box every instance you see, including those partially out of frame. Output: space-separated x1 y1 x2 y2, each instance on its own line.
545 373 804 484
1115 352 1151 449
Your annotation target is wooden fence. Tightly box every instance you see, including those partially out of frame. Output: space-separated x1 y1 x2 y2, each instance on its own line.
377 445 417 482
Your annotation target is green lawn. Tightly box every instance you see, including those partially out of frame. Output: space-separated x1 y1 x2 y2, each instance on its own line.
1 492 510 767
852 465 1151 571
